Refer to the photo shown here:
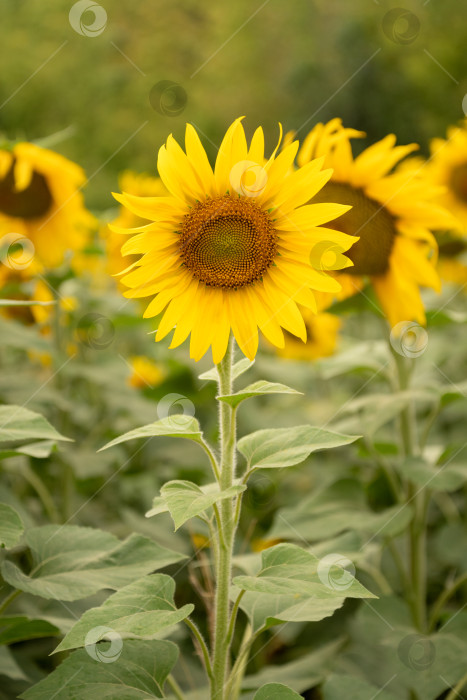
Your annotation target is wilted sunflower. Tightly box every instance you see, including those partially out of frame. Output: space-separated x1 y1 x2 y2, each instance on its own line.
427 119 467 234
113 117 357 362
298 119 456 327
0 142 93 281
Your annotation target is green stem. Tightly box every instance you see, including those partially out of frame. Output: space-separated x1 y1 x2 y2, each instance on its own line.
445 671 467 700
166 675 186 700
429 572 467 632
392 348 427 632
211 336 237 700
0 589 21 615
184 619 213 680
21 462 60 523
224 625 265 698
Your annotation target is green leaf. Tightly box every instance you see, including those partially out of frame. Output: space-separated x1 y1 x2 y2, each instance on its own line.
401 456 467 492
233 543 374 632
21 639 178 699
238 426 358 471
253 684 303 699
0 645 28 681
218 380 301 409
0 503 24 548
159 480 246 530
0 616 59 645
54 575 193 654
318 340 388 378
99 415 203 451
199 357 254 382
1 525 186 601
323 674 399 700
0 317 51 352
267 479 413 542
0 406 71 445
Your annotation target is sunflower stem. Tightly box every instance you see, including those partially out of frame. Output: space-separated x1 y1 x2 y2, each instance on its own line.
211 336 237 700
392 346 428 632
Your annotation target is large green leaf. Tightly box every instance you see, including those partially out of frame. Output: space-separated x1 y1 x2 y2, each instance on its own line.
0 440 56 460
237 426 358 471
0 406 71 445
253 684 302 699
267 479 413 542
1 525 186 601
99 415 203 451
399 455 467 492
21 640 178 699
0 503 24 548
233 543 374 632
218 380 301 409
0 645 27 682
0 615 59 645
159 480 246 530
54 575 193 654
323 674 399 700
199 357 254 382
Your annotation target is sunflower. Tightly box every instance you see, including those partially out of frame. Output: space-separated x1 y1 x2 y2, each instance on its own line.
104 171 167 279
297 119 457 327
113 117 357 362
0 142 94 284
277 308 342 361
427 119 467 234
127 355 166 389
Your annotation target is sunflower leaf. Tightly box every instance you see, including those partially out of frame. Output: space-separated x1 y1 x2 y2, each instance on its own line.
53 575 193 654
158 480 246 530
20 640 178 699
1 525 186 601
98 415 203 451
238 425 359 471
218 380 302 409
253 684 303 699
198 357 255 382
0 503 24 548
0 406 71 445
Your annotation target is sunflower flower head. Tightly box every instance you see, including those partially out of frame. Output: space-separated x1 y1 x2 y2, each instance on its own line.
298 118 458 328
0 142 94 284
113 118 358 362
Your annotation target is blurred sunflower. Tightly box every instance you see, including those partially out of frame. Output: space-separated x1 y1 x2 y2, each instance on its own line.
427 119 467 234
277 307 342 361
104 171 167 278
298 119 456 327
0 142 94 283
114 117 357 362
127 355 165 389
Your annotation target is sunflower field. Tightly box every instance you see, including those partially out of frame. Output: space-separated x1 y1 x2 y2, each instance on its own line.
1 1 467 699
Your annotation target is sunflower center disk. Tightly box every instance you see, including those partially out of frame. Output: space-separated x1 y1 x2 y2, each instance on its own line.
450 163 467 204
312 182 397 276
0 159 53 219
180 195 277 288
